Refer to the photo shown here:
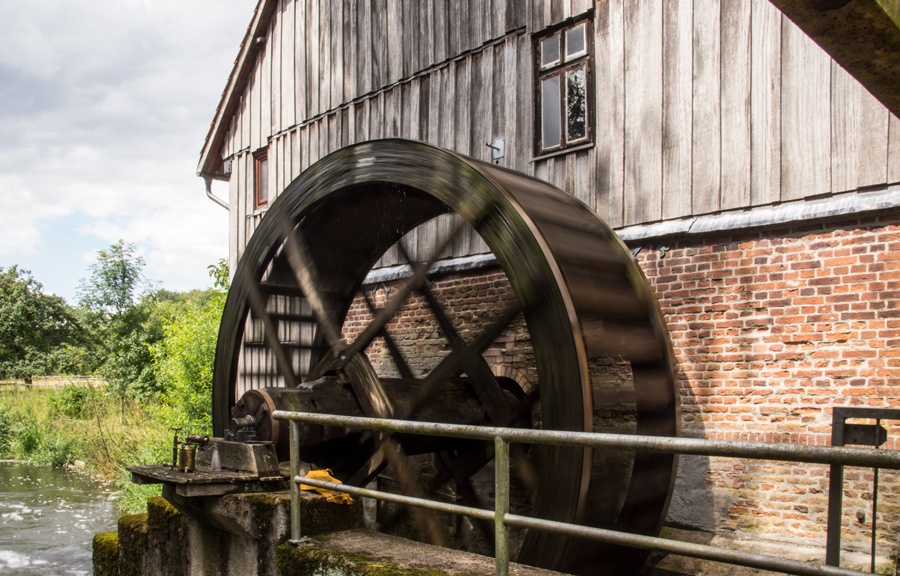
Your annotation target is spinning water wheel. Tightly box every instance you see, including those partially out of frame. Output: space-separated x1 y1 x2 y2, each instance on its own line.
212 139 679 575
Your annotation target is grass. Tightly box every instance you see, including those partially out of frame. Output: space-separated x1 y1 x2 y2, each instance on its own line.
0 386 175 513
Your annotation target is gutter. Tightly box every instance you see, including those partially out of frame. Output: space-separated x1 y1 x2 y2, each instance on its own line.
203 173 230 210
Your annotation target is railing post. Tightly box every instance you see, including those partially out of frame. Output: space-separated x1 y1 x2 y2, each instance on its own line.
290 419 302 541
826 462 843 566
494 435 510 576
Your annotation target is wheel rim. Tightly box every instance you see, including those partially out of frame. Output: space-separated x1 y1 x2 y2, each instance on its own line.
213 139 679 574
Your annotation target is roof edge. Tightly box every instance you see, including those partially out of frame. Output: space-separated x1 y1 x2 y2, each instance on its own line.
197 0 278 177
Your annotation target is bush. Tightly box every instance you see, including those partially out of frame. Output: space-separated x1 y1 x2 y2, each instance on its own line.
50 385 94 418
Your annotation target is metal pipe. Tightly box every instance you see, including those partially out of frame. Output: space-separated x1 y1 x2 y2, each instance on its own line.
291 476 873 576
289 420 301 541
203 174 229 210
504 514 873 576
293 476 495 522
494 436 510 576
272 411 900 470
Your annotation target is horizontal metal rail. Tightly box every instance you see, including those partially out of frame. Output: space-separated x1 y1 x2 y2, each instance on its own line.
272 411 900 469
274 410 896 576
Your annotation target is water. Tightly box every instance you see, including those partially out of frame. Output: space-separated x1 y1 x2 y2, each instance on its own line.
0 462 119 576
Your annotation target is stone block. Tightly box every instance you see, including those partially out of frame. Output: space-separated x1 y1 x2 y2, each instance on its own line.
92 531 118 576
117 513 148 576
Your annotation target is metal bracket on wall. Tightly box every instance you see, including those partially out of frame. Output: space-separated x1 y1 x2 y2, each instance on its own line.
826 407 898 571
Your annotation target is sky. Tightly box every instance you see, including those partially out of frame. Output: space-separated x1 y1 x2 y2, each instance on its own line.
0 0 257 303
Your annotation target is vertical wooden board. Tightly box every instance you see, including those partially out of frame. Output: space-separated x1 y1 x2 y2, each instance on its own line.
514 34 532 174
356 97 371 143
240 154 250 253
596 0 625 226
454 0 470 55
307 0 320 118
300 125 311 171
434 0 448 63
407 78 420 140
320 117 330 160
691 0 721 214
261 29 273 142
344 0 357 103
467 0 482 50
550 0 563 27
572 0 592 17
282 0 296 129
402 0 419 77
889 113 900 183
750 0 781 206
564 152 576 194
624 0 663 225
370 92 385 139
291 129 299 180
534 158 549 182
320 0 332 113
574 149 595 210
358 0 373 96
250 58 262 151
428 72 442 146
347 103 357 144
385 86 401 137
421 1 434 70
387 0 403 84
229 156 240 270
328 112 340 155
332 0 344 109
500 39 517 170
341 107 350 148
781 16 831 201
831 62 888 192
720 0 751 211
296 0 308 122
492 0 504 38
272 138 282 200
455 59 471 155
662 0 692 219
372 0 388 91
308 121 320 166
419 75 430 142
272 3 282 133
468 51 487 161
440 65 456 151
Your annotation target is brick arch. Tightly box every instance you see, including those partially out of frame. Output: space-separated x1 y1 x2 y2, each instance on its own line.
490 364 535 394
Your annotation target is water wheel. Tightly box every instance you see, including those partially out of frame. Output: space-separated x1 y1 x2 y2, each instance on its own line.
212 139 679 575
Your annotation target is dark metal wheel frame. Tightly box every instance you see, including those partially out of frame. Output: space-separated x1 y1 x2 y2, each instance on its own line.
212 139 680 575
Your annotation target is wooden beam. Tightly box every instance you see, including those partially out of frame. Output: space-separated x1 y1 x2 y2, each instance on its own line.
767 0 900 118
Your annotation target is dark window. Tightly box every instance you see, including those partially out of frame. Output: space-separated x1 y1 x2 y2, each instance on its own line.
254 149 268 210
535 19 593 155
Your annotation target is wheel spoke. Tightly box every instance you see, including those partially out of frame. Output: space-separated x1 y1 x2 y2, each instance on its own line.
362 292 415 379
281 225 345 350
399 302 523 421
241 265 299 389
337 217 467 370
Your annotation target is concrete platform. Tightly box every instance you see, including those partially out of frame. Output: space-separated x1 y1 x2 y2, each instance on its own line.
278 529 569 576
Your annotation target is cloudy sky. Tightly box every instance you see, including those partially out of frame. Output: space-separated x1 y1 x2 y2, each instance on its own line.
0 0 257 303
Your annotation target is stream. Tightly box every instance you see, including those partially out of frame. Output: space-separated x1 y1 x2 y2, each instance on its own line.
0 461 119 576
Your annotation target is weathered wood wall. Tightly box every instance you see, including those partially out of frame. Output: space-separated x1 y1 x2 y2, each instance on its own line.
221 0 900 267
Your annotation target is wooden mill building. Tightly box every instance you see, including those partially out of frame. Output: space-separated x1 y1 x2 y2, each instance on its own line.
198 0 900 566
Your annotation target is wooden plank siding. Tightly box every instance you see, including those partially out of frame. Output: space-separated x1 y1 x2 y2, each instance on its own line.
221 0 900 267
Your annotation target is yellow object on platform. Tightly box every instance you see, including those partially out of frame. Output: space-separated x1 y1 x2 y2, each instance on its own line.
299 469 353 505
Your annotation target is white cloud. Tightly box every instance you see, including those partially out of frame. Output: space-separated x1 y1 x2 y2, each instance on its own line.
0 0 255 300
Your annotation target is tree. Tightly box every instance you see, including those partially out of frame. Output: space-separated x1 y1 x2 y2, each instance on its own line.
77 240 147 317
0 267 95 380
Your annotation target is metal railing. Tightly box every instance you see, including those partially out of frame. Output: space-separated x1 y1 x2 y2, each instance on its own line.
273 410 900 576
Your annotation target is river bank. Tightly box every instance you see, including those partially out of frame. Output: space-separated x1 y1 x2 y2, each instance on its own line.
0 386 174 513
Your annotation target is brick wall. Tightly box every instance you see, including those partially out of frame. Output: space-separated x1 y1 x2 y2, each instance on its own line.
341 214 900 558
634 214 900 555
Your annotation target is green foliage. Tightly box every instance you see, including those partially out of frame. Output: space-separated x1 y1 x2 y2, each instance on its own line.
77 240 148 317
0 266 94 380
152 290 226 434
49 385 96 418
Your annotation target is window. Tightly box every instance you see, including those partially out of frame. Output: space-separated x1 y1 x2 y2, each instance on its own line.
254 149 268 210
535 19 593 155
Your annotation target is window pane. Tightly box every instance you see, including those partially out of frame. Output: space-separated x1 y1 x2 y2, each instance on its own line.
565 24 586 60
259 158 268 203
566 66 587 142
542 75 561 149
541 35 560 68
